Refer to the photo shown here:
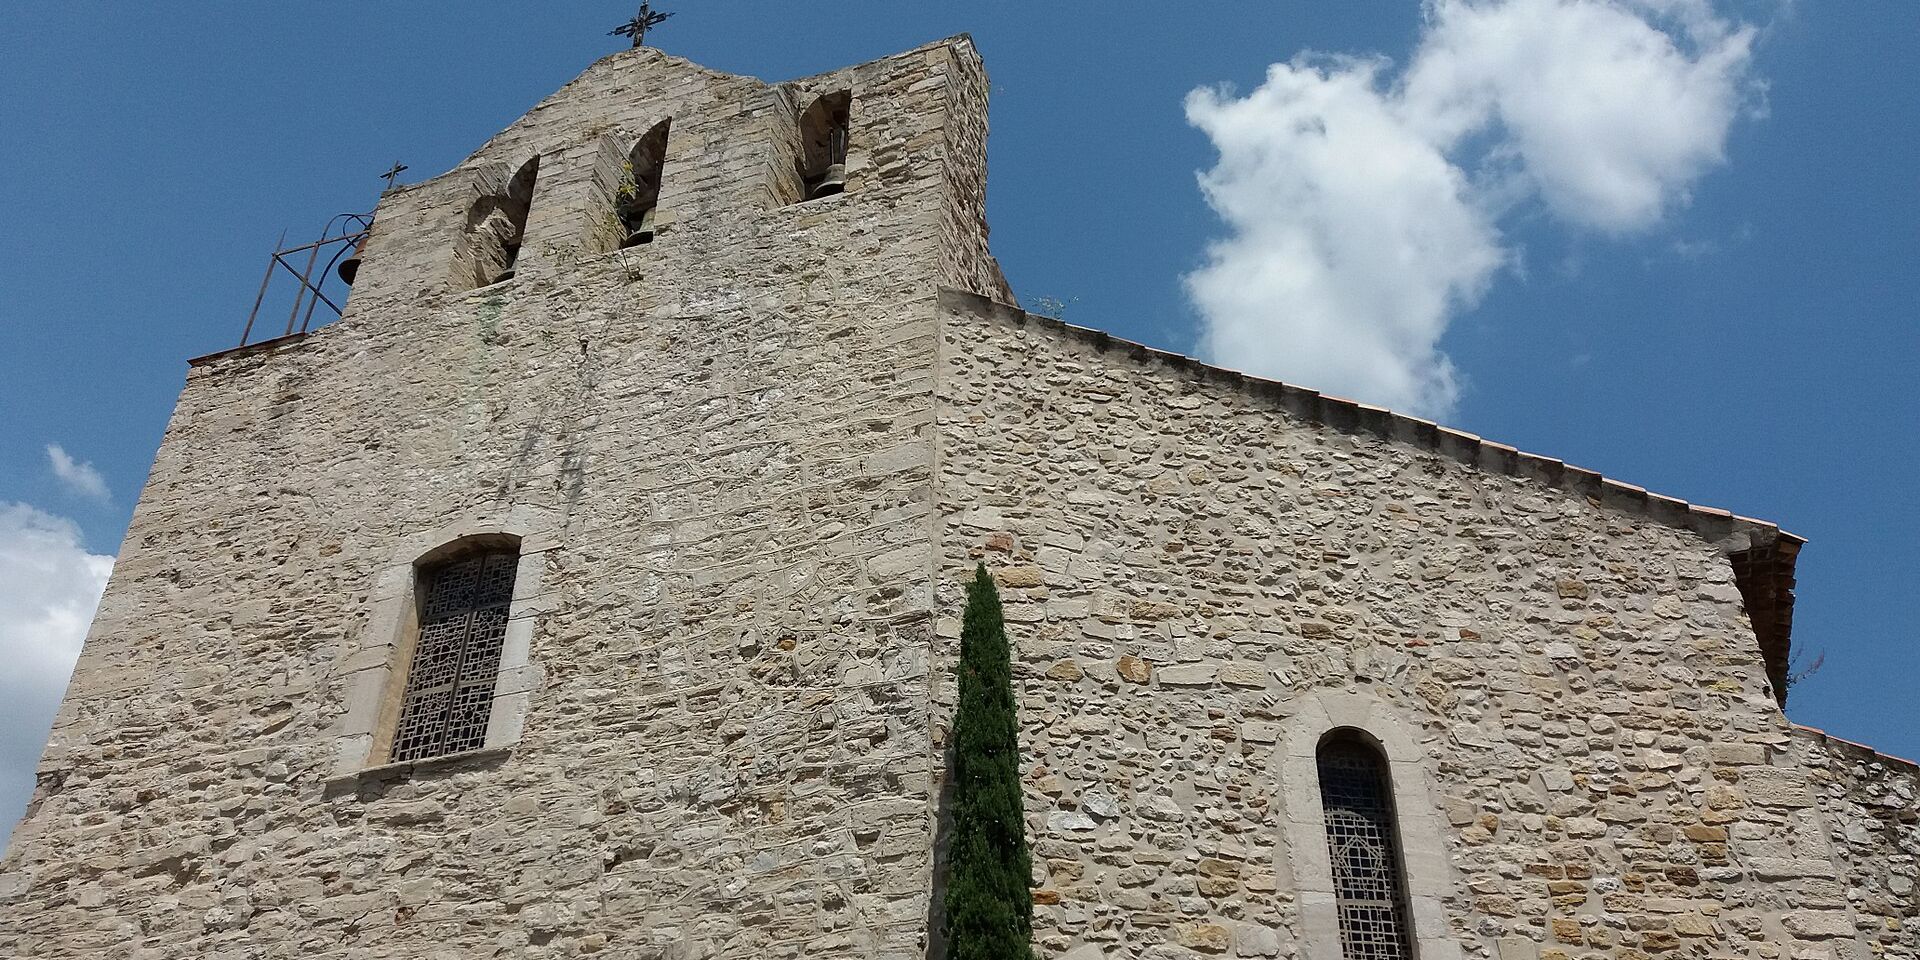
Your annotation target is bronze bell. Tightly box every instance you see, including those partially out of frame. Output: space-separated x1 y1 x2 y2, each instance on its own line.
623 207 657 248
806 163 847 200
337 233 367 285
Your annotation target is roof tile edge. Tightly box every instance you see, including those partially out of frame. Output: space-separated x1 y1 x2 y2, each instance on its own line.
1794 724 1920 773
938 284 1801 553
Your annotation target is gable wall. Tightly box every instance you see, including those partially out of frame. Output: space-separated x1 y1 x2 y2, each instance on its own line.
934 293 1875 960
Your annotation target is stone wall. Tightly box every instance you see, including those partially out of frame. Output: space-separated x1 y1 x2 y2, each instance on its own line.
1795 727 1920 958
932 291 1884 960
0 38 999 960
933 43 1013 304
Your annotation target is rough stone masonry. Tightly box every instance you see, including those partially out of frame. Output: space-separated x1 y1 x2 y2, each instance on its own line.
2 35 1914 960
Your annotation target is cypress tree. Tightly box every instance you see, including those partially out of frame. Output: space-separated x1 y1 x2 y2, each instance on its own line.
943 562 1034 960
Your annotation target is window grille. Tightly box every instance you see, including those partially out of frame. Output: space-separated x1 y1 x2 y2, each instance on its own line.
391 549 518 762
1318 736 1414 960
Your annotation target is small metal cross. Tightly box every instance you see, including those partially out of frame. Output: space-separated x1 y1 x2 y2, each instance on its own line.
610 2 673 48
379 161 409 191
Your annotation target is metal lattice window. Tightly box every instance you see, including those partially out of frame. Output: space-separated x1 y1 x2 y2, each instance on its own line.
390 550 518 762
1318 735 1414 960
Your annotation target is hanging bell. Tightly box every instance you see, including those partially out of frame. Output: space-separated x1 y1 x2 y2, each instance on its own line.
623 206 657 247
807 163 847 200
337 232 367 284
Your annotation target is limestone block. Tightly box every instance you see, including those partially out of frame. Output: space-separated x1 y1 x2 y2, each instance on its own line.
1496 937 1540 960
1156 664 1216 687
1742 767 1816 807
1236 925 1282 957
1781 912 1853 939
1176 923 1231 953
994 565 1045 588
1217 663 1268 688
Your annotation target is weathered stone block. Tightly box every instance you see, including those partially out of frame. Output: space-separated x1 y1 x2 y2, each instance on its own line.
1156 664 1217 687
1175 923 1231 953
1741 767 1816 807
1115 655 1151 683
1781 911 1853 939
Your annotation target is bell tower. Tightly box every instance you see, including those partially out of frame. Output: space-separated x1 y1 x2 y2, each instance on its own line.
1 37 1006 960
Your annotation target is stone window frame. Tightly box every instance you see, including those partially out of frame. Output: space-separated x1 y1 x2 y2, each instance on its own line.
329 509 560 778
1277 691 1464 960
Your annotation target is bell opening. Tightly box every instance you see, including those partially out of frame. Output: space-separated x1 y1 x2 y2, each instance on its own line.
794 93 851 206
493 243 521 284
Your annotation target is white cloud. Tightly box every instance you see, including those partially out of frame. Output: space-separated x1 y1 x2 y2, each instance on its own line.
45 444 109 501
1403 0 1756 232
1185 0 1759 418
1186 56 1502 416
0 503 113 844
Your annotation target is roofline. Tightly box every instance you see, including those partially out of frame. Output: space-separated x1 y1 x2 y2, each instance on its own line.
938 286 1805 702
940 287 1800 546
188 330 311 367
1795 724 1920 774
570 33 979 92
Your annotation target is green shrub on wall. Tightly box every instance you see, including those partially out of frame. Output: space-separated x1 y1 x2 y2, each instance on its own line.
943 563 1035 960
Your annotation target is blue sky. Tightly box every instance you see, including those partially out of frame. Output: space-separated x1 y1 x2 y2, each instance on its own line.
1 2 1915 839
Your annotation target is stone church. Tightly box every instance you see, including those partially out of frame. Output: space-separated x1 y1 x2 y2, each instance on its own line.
2 35 1915 960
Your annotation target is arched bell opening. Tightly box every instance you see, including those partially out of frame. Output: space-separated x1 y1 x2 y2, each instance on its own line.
455 155 540 290
796 91 851 202
617 119 671 248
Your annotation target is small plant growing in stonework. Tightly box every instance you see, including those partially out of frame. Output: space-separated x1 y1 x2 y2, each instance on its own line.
943 563 1034 960
614 159 639 203
1027 295 1077 321
1784 647 1826 697
611 161 642 234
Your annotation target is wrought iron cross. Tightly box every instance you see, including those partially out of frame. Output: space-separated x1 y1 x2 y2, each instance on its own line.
611 2 672 48
379 161 408 191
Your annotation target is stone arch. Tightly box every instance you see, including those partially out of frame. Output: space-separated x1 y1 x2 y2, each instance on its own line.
615 118 671 248
1277 690 1464 960
453 155 539 289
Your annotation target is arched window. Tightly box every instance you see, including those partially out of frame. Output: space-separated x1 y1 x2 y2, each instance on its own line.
456 155 539 289
1317 732 1414 960
390 545 520 761
796 91 851 201
616 119 670 247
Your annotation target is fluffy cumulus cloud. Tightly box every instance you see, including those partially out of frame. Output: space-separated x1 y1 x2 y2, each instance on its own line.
0 504 113 842
1185 0 1758 417
45 444 109 501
